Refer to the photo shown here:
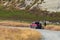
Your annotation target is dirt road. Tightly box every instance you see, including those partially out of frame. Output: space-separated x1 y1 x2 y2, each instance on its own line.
36 29 60 40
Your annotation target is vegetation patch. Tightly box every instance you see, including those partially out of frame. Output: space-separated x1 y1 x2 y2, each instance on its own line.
0 27 42 40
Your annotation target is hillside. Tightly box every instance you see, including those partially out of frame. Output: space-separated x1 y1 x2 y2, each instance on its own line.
0 0 60 22
0 0 60 12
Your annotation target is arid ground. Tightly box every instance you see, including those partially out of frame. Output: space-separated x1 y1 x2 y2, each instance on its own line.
0 20 60 40
0 27 42 40
0 20 60 31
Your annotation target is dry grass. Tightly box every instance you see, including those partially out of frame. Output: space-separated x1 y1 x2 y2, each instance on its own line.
44 25 60 31
0 21 60 31
0 21 30 27
0 27 42 40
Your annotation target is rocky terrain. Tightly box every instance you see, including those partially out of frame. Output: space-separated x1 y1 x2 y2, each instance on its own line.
0 0 60 12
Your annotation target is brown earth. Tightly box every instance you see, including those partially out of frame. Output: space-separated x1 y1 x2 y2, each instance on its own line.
0 27 42 40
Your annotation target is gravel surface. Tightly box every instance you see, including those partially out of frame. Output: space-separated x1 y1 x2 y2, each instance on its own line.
36 29 60 40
